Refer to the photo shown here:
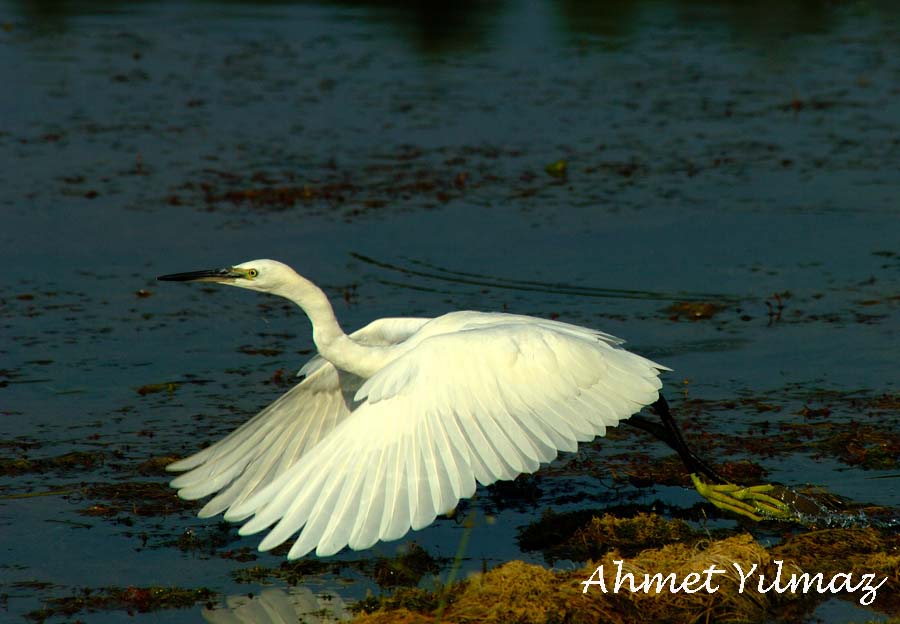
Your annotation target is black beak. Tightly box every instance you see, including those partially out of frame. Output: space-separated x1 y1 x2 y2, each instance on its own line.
157 267 240 282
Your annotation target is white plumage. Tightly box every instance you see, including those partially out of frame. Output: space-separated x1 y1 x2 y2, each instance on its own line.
159 259 669 558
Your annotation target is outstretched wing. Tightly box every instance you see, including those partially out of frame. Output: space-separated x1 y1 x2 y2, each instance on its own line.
227 322 668 558
168 317 430 518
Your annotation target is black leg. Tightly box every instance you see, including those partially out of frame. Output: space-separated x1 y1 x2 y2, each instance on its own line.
623 394 727 484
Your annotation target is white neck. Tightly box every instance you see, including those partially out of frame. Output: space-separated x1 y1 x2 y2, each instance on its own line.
280 274 386 378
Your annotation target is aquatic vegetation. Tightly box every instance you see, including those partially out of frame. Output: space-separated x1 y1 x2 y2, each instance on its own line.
25 585 216 622
135 381 180 396
231 542 442 590
0 451 106 476
354 520 900 623
79 481 196 518
519 511 703 563
372 543 441 589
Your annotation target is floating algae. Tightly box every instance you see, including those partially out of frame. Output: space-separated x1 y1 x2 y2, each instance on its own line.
25 586 216 622
0 451 105 476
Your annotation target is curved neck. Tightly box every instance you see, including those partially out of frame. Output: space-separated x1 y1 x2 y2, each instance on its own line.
281 274 385 378
282 274 344 347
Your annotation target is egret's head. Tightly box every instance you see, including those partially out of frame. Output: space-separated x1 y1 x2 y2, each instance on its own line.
158 259 298 293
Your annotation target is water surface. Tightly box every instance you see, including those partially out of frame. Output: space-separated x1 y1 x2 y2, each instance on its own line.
2 1 898 621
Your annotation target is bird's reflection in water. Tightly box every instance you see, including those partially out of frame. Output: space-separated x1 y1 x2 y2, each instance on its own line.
201 587 351 624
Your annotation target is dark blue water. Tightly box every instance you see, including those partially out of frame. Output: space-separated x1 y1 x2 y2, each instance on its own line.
2 1 898 622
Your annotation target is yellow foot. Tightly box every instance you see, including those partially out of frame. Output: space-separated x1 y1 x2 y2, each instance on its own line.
691 474 793 521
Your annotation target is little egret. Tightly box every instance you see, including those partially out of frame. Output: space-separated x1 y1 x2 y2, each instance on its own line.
158 259 787 559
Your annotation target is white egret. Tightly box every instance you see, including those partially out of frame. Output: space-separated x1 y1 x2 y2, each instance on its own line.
158 259 787 559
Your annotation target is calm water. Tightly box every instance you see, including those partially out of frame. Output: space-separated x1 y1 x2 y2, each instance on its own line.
2 1 898 622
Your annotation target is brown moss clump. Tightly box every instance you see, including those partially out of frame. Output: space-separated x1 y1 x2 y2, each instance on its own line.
354 561 569 624
519 510 704 563
565 513 698 560
354 537 807 624
449 561 565 624
593 535 810 623
773 528 900 613
354 522 900 623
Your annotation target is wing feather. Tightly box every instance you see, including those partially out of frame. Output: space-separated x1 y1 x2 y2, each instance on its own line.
207 390 347 519
171 318 430 518
417 415 453 518
408 428 434 530
285 470 348 557
348 433 391 549
229 321 667 558
312 463 367 557
381 432 411 541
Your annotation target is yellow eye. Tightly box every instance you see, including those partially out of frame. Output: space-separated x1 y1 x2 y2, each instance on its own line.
247 268 259 278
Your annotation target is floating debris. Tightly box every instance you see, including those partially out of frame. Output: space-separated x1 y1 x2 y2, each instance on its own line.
544 159 567 178
238 345 283 357
135 382 179 396
666 301 721 320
